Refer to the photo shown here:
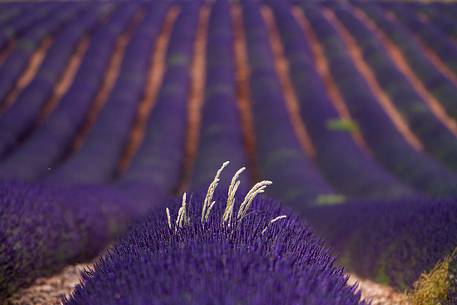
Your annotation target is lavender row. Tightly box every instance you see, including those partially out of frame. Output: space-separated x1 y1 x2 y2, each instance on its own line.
119 2 201 198
0 3 199 298
0 3 162 296
0 180 151 299
45 2 169 185
354 2 457 122
0 6 108 161
302 4 457 198
330 3 457 172
190 1 249 190
0 5 191 293
0 4 137 181
415 3 457 43
64 189 365 305
0 2 60 51
386 3 457 77
268 0 415 200
242 2 334 209
0 3 30 30
0 3 80 105
305 197 457 291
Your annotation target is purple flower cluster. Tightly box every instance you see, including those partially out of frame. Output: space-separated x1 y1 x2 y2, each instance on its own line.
0 180 148 299
305 197 457 290
65 189 366 305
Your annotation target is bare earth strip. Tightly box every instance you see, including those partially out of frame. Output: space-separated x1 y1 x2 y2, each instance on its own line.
5 263 93 305
349 274 411 305
1 37 53 112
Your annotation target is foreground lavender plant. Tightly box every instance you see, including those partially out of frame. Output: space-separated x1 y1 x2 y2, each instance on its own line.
65 162 365 305
305 198 457 292
0 181 149 299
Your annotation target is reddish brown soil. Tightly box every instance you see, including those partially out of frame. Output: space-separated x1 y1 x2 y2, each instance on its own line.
1 37 53 112
177 5 209 194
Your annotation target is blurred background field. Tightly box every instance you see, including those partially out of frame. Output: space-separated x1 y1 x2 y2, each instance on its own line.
0 0 456 304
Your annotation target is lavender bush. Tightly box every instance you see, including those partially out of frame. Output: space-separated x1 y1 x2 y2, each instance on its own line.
65 163 366 305
305 197 457 291
0 180 148 299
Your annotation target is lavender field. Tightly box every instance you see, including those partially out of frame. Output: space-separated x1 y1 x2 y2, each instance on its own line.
0 1 456 304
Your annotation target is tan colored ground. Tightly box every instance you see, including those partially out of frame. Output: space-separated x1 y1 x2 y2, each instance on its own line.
349 274 411 305
6 263 92 305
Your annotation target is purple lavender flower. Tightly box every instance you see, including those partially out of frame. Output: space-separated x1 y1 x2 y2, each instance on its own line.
66 163 365 305
305 198 457 290
0 180 149 299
